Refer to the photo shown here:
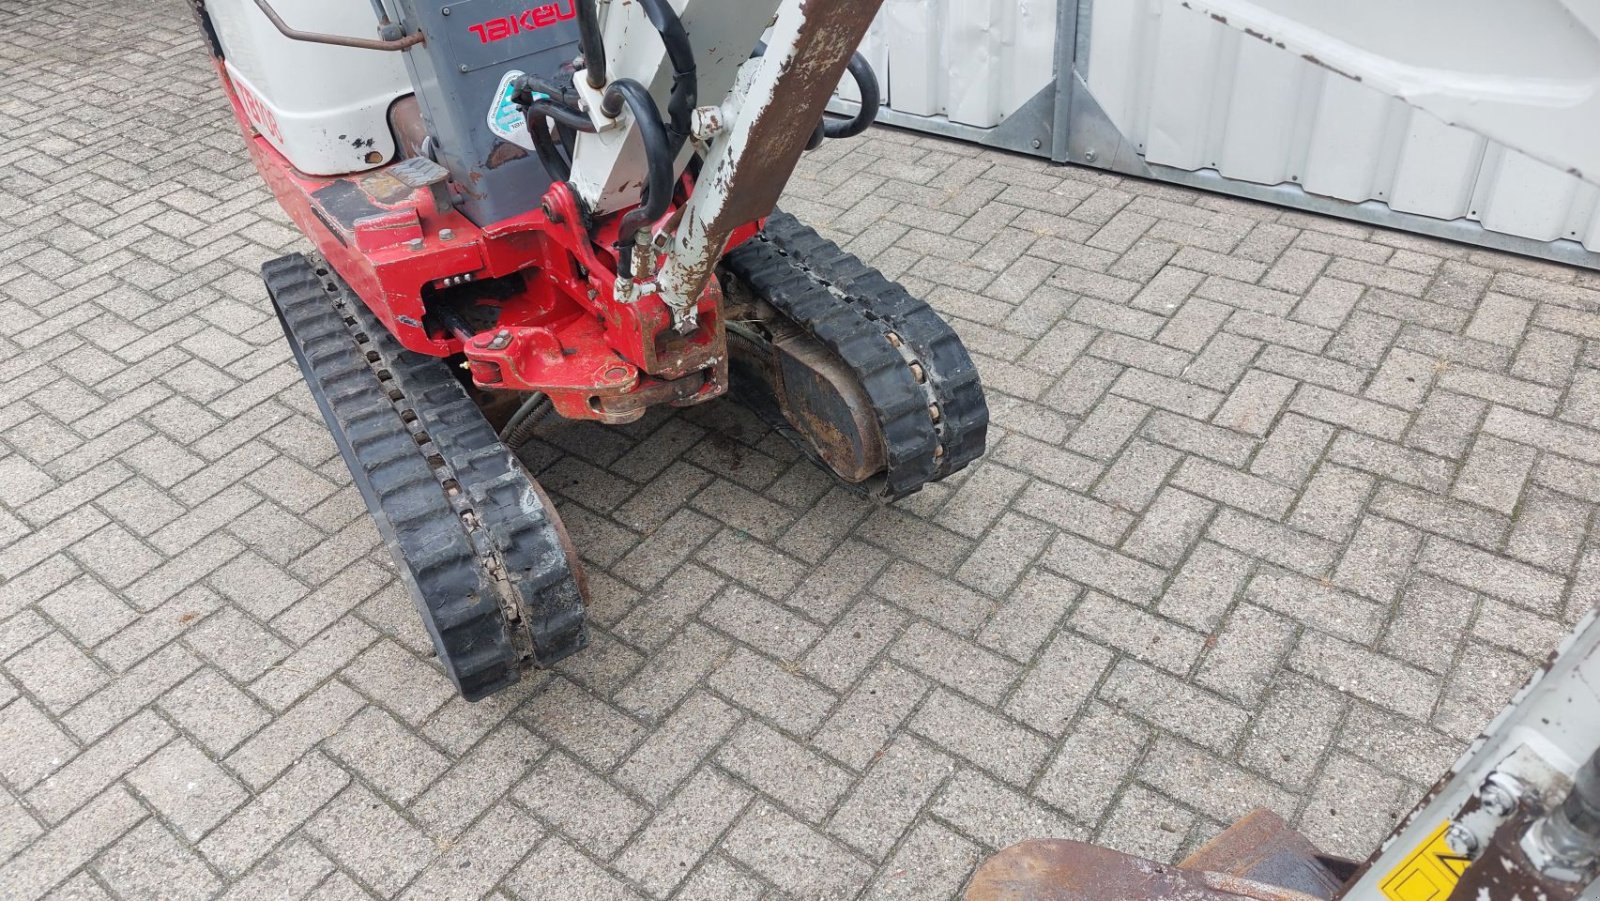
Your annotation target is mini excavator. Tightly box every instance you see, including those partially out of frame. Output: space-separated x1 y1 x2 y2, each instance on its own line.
191 0 987 701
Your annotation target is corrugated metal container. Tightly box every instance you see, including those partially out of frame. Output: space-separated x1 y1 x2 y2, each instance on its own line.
844 0 1600 266
875 0 1057 128
1087 0 1600 252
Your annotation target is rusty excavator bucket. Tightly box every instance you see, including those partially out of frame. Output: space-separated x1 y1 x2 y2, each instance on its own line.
966 810 1355 901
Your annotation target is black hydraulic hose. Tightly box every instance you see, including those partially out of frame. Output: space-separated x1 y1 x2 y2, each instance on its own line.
526 99 597 135
500 393 555 449
575 0 607 90
824 51 880 139
513 75 597 184
524 107 571 182
602 79 674 276
638 0 696 152
748 42 880 143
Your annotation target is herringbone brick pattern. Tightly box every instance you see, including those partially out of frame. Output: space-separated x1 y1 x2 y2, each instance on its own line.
2 1 1595 898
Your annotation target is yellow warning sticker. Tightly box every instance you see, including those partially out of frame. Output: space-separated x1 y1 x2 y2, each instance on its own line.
1379 821 1472 901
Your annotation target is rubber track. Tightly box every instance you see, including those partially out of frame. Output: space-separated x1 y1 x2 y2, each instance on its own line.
720 210 988 498
264 254 586 701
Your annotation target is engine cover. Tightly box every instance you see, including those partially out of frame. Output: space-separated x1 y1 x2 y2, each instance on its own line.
205 0 413 176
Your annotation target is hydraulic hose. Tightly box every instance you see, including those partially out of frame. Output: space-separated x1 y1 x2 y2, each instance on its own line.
824 51 881 139
524 107 573 182
638 0 696 153
514 76 598 184
602 79 675 276
526 99 598 135
748 43 879 143
576 0 607 90
500 393 555 449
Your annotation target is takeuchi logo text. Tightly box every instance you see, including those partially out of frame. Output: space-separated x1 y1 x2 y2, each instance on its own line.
468 1 576 43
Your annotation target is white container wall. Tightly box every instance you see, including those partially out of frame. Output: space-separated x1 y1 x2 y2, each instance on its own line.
856 0 1600 265
1084 0 1600 251
873 0 1058 128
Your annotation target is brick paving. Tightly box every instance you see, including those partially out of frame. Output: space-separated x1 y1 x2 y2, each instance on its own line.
3 2 1597 898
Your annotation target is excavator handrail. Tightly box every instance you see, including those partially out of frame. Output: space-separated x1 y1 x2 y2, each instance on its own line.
250 0 424 52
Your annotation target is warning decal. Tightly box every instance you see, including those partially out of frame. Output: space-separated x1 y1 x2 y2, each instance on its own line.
487 70 539 151
1379 821 1472 901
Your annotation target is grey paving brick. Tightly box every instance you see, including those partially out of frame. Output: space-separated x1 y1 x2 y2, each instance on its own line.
828 735 954 859
1071 592 1204 675
1418 535 1566 614
813 663 930 772
0 785 145 901
1156 541 1253 632
862 820 982 901
1288 464 1375 541
1096 785 1196 863
225 680 364 790
1195 603 1297 705
1043 533 1165 605
1290 634 1439 719
517 751 647 859
1100 659 1249 753
708 646 835 735
5 631 108 713
1407 391 1488 459
521 677 644 770
1435 642 1538 741
614 768 749 897
1173 457 1296 520
401 802 544 901
910 689 1051 787
701 585 821 660
1379 575 1478 675
978 568 1079 663
1371 482 1511 547
61 644 203 743
1240 674 1348 791
1328 517 1422 607
890 621 1020 705
128 738 248 841
718 719 852 824
1122 488 1214 567
199 752 350 877
214 839 335 901
1138 736 1296 825
933 767 1083 851
339 640 457 726
27 710 171 825
1092 439 1182 511
1505 487 1589 573
1250 414 1336 487
723 801 872 900
94 820 221 901
307 783 434 896
1208 508 1339 577
1298 753 1424 861
0 697 79 792
325 707 449 805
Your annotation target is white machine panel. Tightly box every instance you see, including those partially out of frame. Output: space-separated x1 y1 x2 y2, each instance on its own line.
207 0 413 176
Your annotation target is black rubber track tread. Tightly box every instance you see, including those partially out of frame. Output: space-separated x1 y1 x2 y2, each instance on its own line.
264 253 587 700
374 343 589 666
264 254 517 700
758 211 987 477
719 211 988 498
